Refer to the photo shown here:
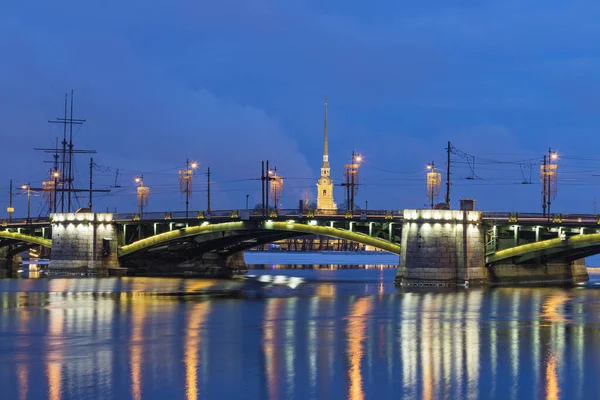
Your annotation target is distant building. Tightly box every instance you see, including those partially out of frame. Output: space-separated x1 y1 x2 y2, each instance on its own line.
316 98 337 211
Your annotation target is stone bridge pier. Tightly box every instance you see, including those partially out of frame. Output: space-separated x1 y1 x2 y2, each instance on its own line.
395 209 488 286
395 209 589 286
49 212 119 274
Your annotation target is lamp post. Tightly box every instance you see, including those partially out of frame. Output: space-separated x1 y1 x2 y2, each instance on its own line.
53 171 59 214
426 162 441 209
246 194 249 211
134 175 149 216
179 159 198 220
547 149 558 217
352 153 362 212
344 152 362 212
21 183 31 224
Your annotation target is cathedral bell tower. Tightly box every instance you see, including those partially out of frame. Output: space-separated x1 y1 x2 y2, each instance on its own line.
316 97 336 211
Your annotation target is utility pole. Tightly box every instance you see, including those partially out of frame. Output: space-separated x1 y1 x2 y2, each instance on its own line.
350 151 356 211
89 157 93 211
445 141 451 208
266 160 270 212
246 194 249 210
347 168 351 211
542 155 547 217
8 180 13 223
261 161 265 216
23 183 31 224
206 167 211 214
186 159 191 219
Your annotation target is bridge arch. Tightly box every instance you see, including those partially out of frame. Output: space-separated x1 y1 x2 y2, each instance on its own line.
0 231 52 249
118 221 401 257
487 232 600 265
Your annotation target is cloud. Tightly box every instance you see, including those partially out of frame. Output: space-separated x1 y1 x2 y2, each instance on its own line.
0 6 313 213
2 0 600 216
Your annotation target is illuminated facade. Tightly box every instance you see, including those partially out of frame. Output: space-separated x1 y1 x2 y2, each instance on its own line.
316 98 337 211
49 212 119 271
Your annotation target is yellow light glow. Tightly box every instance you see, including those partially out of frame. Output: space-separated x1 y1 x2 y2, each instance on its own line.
53 172 59 178
426 164 432 170
21 185 27 190
134 177 141 183
551 153 558 160
191 162 198 169
355 155 363 163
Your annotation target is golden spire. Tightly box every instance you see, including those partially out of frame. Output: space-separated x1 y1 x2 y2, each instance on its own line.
322 96 329 168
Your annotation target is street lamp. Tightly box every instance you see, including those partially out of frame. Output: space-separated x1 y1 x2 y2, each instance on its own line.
134 175 149 217
246 194 250 211
52 171 59 213
426 162 441 209
546 149 558 216
268 168 283 211
344 151 362 212
179 159 198 220
21 183 31 224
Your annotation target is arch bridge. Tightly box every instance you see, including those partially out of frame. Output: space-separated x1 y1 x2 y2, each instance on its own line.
484 212 600 266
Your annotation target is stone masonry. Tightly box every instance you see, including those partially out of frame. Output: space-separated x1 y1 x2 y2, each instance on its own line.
395 209 488 286
49 212 119 272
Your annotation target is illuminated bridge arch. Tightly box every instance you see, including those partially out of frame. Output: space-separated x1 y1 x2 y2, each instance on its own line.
118 221 401 257
486 232 600 265
0 231 52 249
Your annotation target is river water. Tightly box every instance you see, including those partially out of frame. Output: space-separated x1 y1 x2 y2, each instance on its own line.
0 266 599 399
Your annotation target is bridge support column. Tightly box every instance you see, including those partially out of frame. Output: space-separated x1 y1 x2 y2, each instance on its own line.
395 209 488 287
0 246 21 278
49 212 120 274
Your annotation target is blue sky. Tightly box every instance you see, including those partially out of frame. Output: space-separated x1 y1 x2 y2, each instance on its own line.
2 1 600 216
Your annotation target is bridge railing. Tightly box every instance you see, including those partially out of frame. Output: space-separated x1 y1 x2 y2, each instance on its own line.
112 209 403 222
1 217 50 226
482 212 599 224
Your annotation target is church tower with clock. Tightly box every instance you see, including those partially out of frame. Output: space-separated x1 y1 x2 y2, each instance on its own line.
316 97 337 211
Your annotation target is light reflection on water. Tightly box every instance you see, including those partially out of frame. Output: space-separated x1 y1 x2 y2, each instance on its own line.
0 272 599 399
